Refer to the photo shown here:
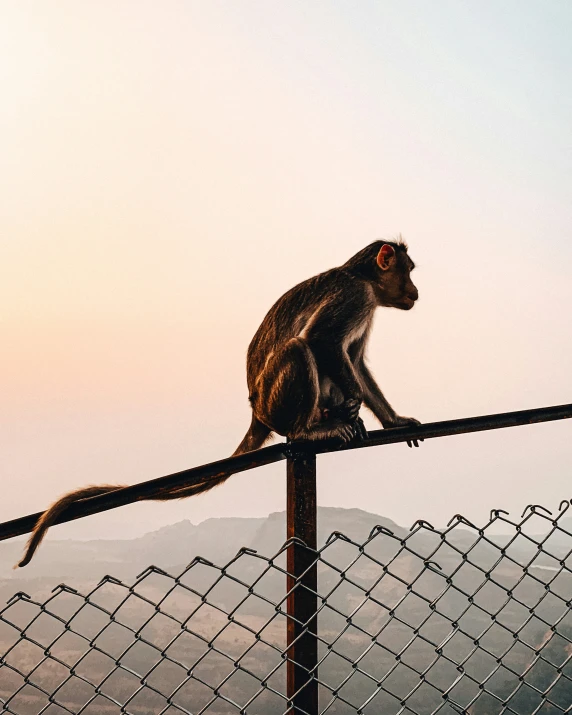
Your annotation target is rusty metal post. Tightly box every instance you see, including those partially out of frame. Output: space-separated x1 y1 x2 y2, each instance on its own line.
286 448 318 715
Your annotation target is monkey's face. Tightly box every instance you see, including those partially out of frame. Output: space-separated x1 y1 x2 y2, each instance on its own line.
375 244 418 310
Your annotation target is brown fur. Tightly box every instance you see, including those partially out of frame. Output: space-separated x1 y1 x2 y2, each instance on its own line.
16 239 420 567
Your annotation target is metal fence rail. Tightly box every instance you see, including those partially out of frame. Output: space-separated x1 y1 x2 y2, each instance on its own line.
3 502 572 714
1 403 572 714
2 404 571 544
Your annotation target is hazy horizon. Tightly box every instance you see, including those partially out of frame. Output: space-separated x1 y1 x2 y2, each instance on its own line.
2 1 572 543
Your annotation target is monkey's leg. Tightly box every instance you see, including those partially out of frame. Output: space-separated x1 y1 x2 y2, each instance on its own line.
252 338 357 444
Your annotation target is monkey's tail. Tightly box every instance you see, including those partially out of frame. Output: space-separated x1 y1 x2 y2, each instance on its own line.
16 417 273 568
15 485 124 568
150 416 272 500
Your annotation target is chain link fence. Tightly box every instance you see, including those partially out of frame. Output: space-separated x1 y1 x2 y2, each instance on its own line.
2 500 572 714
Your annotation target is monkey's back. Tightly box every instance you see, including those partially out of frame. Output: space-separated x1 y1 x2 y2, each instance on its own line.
245 267 352 391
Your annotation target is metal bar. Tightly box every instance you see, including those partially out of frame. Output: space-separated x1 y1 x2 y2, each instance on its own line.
286 449 318 715
301 402 572 456
2 403 572 543
0 443 287 543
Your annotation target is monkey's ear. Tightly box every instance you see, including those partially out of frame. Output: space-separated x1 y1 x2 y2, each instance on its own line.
376 244 396 271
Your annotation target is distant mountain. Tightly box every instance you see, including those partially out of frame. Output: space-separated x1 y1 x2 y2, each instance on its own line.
0 507 403 602
3 505 569 597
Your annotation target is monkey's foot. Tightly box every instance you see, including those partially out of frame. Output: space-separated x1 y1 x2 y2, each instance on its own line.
320 417 367 445
291 420 357 445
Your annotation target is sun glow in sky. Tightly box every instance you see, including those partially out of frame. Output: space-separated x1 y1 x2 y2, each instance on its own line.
2 1 572 546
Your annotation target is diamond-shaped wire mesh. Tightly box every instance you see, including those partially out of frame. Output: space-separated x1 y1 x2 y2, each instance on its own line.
2 501 572 715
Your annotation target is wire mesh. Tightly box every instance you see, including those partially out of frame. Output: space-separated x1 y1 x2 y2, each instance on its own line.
2 501 572 715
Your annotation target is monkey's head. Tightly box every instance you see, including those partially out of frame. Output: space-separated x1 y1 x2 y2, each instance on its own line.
374 242 418 310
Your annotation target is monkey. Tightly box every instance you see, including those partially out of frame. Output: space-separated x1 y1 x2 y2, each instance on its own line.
16 239 420 567
236 238 421 451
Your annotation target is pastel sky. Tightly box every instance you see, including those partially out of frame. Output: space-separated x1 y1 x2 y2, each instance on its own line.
2 1 572 543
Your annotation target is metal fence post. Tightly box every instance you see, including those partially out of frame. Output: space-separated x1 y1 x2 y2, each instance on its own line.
286 448 318 715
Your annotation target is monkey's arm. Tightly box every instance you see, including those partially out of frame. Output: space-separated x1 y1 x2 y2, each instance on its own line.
307 336 363 409
303 292 368 405
325 345 363 402
357 359 399 426
357 358 422 447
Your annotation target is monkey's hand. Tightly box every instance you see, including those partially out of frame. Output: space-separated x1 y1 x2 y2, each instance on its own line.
351 416 368 441
384 415 423 449
331 398 362 423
